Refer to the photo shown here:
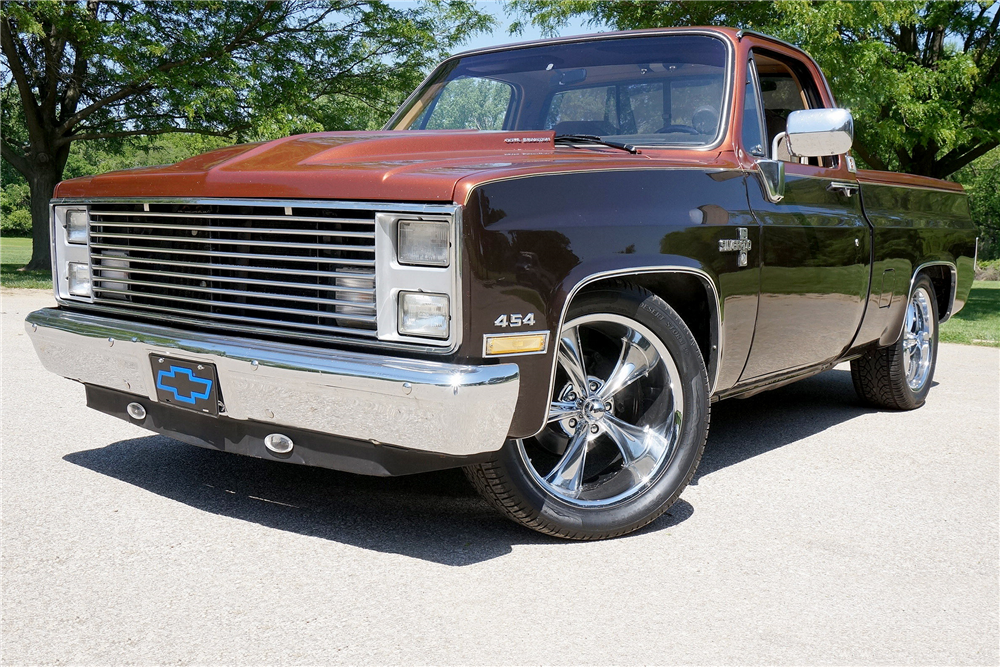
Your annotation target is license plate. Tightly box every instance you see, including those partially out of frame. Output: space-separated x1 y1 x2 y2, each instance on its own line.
150 355 220 415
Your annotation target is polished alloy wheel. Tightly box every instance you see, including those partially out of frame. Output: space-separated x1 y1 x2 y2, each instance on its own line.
516 313 684 507
902 286 935 391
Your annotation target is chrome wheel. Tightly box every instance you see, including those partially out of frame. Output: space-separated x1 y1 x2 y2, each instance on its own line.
902 286 935 391
516 313 684 507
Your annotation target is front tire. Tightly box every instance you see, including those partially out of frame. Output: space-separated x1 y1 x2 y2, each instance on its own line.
851 275 939 410
465 282 710 540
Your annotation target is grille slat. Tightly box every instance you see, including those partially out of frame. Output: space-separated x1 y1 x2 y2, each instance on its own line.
89 254 374 279
88 299 379 338
91 209 377 226
88 220 376 239
92 232 375 253
87 202 380 342
92 277 377 310
88 262 375 294
90 243 377 266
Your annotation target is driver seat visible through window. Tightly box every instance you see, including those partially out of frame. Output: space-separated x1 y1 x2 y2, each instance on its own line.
753 52 830 166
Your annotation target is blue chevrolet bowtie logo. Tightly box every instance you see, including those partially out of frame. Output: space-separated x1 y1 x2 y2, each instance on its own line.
156 366 213 405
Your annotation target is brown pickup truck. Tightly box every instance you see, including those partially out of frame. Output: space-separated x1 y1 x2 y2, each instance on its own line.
27 27 977 539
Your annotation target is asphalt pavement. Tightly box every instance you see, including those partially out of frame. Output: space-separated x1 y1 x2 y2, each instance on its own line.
2 289 998 665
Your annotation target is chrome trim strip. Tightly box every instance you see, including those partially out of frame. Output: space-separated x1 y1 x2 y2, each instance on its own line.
907 261 958 327
853 179 966 195
90 265 375 295
53 197 461 215
62 300 380 340
537 266 723 437
88 242 377 266
384 30 736 153
25 308 519 457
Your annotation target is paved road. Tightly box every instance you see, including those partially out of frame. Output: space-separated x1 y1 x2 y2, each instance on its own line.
2 289 998 665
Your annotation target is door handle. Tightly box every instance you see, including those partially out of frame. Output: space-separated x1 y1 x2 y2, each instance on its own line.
827 181 860 197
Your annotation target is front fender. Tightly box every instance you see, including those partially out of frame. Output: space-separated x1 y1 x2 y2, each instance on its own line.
460 168 759 437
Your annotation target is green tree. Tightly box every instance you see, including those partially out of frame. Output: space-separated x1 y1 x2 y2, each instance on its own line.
955 148 1000 259
509 0 1000 179
1 1 493 271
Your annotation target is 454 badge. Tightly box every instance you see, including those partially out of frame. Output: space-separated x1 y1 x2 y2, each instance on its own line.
151 355 220 415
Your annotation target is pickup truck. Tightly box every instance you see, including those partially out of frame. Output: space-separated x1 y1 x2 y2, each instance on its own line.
27 27 977 540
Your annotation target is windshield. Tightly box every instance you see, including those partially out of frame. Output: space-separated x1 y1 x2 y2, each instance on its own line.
387 34 731 148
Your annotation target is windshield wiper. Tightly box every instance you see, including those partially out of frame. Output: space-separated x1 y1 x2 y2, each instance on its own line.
554 134 640 154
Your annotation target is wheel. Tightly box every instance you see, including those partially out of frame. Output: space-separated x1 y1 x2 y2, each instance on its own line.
851 275 939 410
464 282 710 540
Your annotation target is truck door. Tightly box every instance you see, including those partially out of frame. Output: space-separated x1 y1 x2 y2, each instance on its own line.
740 49 872 380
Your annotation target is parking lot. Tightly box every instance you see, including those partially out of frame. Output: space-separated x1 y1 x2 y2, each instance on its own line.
2 289 997 665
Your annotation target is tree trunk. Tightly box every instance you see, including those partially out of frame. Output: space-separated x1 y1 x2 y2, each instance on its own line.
25 164 61 272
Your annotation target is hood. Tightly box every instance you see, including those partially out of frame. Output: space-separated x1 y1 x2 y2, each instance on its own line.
54 130 726 203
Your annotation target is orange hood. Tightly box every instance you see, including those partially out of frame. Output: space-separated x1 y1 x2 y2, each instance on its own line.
54 130 727 203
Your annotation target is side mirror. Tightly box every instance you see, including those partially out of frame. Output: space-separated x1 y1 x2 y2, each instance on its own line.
785 108 853 157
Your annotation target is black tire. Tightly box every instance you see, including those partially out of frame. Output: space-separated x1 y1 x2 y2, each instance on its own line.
464 281 710 540
851 275 939 410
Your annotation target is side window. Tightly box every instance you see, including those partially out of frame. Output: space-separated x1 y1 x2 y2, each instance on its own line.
741 59 766 157
752 50 830 166
418 77 513 130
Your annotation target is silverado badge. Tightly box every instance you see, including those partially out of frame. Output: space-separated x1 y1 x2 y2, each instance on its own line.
719 228 752 267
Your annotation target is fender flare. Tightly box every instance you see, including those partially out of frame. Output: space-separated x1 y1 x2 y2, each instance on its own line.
536 265 723 437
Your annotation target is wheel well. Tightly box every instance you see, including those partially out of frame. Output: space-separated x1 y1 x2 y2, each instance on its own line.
917 264 954 321
578 273 716 376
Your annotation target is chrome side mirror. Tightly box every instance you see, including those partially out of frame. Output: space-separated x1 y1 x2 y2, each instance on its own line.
785 108 853 157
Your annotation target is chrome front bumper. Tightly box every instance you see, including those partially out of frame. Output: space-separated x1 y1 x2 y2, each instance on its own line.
25 308 519 457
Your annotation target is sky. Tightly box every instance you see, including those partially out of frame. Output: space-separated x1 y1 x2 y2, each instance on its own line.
458 0 605 52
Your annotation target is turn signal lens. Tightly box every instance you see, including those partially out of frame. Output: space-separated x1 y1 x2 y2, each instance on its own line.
485 333 548 356
398 291 449 338
65 209 88 244
67 262 92 297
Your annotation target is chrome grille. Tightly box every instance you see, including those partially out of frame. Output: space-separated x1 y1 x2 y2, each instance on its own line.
88 202 378 341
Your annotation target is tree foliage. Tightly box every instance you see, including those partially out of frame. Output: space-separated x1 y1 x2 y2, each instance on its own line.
1 0 494 269
508 0 1000 179
955 147 1000 259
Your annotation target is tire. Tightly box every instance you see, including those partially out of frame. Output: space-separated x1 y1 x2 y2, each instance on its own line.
851 275 939 410
464 281 710 540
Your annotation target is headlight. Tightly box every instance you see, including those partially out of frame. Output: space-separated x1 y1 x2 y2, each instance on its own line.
397 220 450 267
64 208 88 244
67 262 92 297
398 292 449 338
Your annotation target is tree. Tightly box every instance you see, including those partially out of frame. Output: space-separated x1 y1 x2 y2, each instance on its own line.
955 147 1000 259
508 0 1000 179
1 1 494 270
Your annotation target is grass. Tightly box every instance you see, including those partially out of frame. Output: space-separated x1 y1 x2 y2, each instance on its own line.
940 281 1000 348
1 236 53 289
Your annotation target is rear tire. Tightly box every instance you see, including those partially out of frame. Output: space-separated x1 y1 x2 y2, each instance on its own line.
851 275 939 410
464 282 710 540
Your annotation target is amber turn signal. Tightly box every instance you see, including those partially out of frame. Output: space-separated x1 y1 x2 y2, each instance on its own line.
484 333 548 356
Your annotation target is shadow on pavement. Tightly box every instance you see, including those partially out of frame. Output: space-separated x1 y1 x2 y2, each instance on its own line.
64 367 874 565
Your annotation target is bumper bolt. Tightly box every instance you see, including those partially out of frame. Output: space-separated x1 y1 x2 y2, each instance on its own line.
126 402 146 420
402 382 412 395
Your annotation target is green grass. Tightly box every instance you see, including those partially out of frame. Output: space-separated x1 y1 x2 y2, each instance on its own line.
940 281 1000 348
1 236 52 289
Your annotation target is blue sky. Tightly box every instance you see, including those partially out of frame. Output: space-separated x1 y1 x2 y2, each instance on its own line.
459 0 605 51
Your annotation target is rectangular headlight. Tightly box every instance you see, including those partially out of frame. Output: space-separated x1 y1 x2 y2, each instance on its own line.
397 220 449 267
67 262 92 297
398 291 449 338
64 208 88 244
